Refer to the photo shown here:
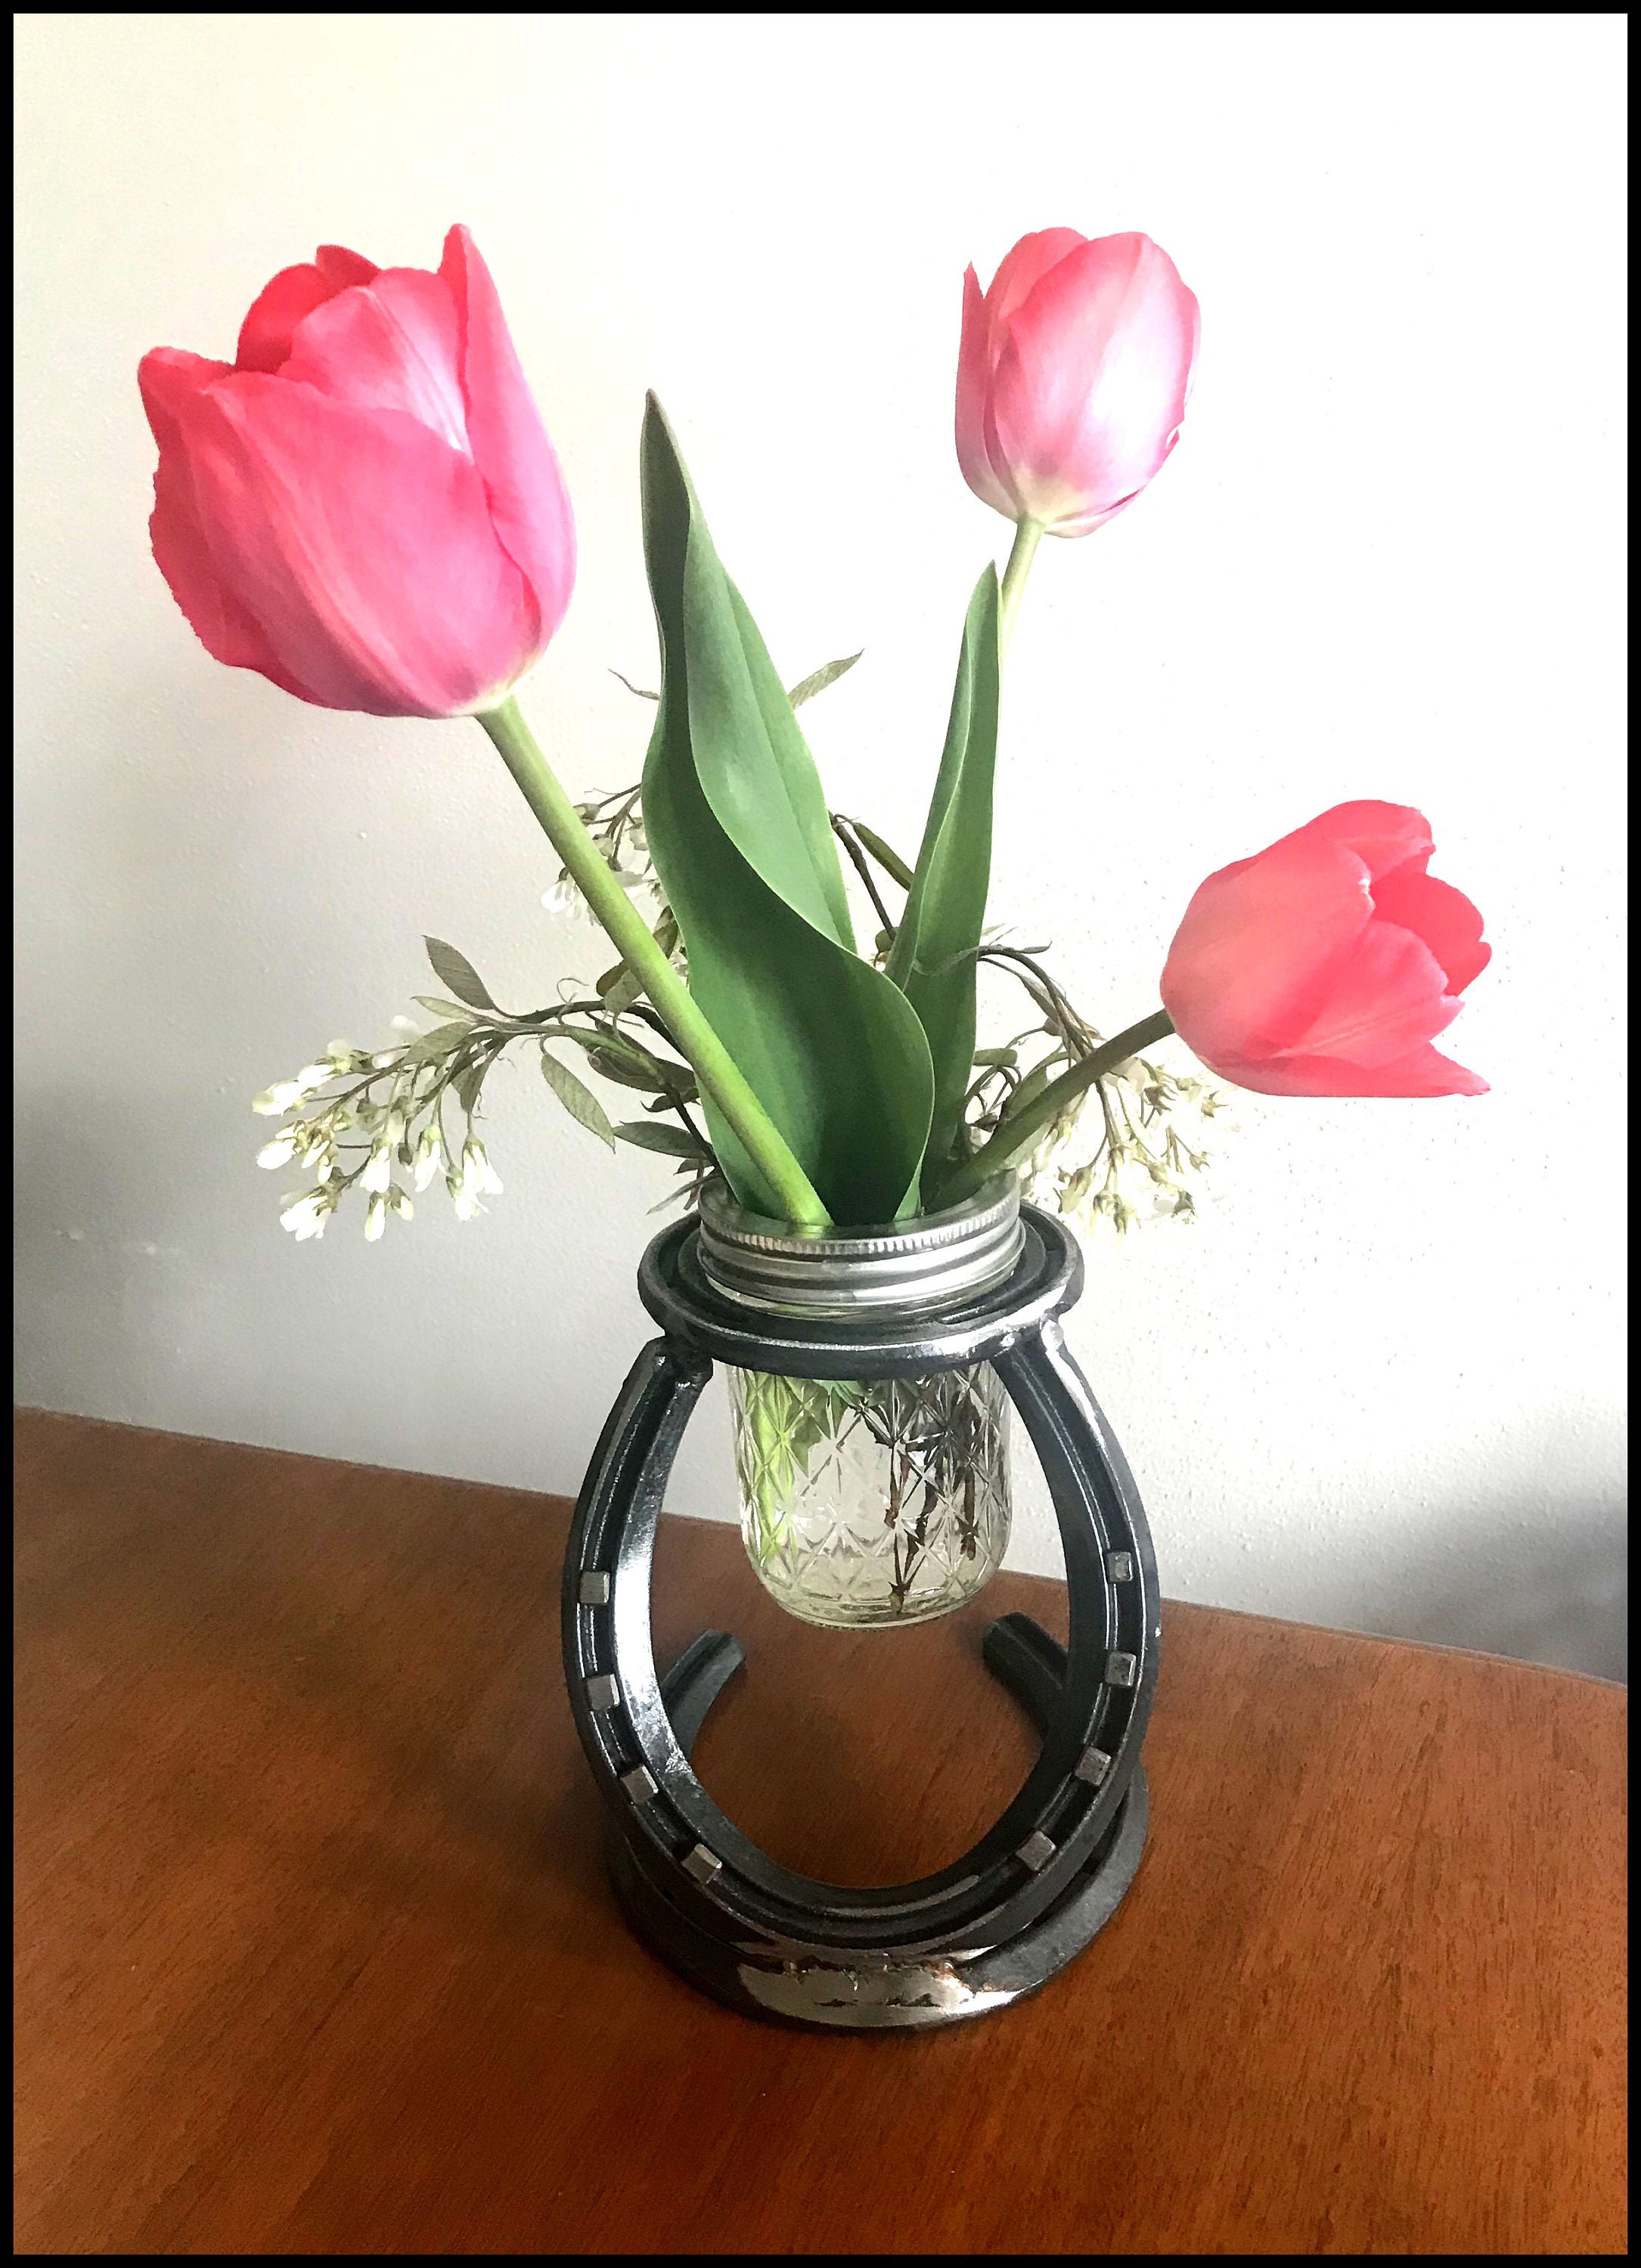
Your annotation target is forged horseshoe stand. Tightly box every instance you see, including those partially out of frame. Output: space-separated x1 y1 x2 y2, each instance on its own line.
561 1203 1159 2031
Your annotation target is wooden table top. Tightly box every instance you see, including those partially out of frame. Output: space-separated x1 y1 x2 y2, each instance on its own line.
14 1408 1627 2256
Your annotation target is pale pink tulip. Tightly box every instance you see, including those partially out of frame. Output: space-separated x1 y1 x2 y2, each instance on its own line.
957 229 1199 535
1161 803 1490 1097
139 226 574 718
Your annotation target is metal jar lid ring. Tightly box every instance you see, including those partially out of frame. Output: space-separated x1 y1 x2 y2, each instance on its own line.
695 1173 1025 1321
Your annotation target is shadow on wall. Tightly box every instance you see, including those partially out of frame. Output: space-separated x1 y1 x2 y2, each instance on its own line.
1357 1501 1627 1684
12 1096 172 1423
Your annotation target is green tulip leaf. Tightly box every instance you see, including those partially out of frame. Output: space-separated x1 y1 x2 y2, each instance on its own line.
885 568 1002 1189
638 396 933 1223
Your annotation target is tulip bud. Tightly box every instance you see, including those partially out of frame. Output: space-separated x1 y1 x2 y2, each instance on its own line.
1161 802 1491 1098
138 226 575 720
956 231 1199 537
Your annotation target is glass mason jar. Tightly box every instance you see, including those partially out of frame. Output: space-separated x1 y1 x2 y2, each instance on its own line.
696 1176 1023 1631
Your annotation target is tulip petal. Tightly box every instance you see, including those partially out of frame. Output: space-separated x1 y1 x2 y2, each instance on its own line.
956 265 1016 517
1367 867 1491 995
139 344 236 433
182 373 540 716
1285 919 1459 1068
439 225 575 646
989 234 1198 531
983 229 1089 339
1292 800 1435 883
236 251 377 375
315 244 380 287
139 349 312 696
1162 832 1374 1068
280 268 470 456
1224 1042 1488 1098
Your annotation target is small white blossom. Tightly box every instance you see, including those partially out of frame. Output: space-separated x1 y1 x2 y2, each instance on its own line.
361 1142 394 1194
364 1194 386 1243
295 1063 334 1094
542 867 652 922
279 1190 330 1241
448 1170 485 1222
462 1137 503 1197
413 1128 445 1191
371 1051 399 1071
386 1185 413 1219
256 1132 299 1170
253 1081 305 1117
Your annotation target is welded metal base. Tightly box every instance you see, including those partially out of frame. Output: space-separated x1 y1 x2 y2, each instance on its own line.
608 1619 1149 2028
563 1207 1161 2034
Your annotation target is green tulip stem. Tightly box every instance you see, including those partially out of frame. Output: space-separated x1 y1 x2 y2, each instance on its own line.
477 695 832 1228
934 1009 1177 1209
997 517 1044 652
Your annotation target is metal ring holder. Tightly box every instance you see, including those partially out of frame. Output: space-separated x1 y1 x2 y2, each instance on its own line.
562 1203 1160 2031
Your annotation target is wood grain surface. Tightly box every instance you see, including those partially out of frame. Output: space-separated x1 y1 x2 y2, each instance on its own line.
13 1408 1627 2256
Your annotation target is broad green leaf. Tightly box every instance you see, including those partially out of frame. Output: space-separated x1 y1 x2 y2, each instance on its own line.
540 1049 616 1148
884 569 1003 1189
684 584 855 947
613 1119 708 1159
786 652 862 708
638 397 933 1222
423 937 497 1013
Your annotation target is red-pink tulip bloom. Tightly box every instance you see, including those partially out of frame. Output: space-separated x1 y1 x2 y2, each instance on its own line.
1161 803 1491 1097
138 226 574 718
957 230 1199 536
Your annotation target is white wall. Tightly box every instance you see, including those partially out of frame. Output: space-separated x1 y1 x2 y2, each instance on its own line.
15 13 1626 1678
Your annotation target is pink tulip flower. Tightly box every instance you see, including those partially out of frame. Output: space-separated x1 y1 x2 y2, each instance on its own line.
957 230 1199 538
1161 803 1491 1097
138 226 574 718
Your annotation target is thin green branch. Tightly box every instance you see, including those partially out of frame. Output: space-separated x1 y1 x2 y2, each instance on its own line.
932 1009 1177 1208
